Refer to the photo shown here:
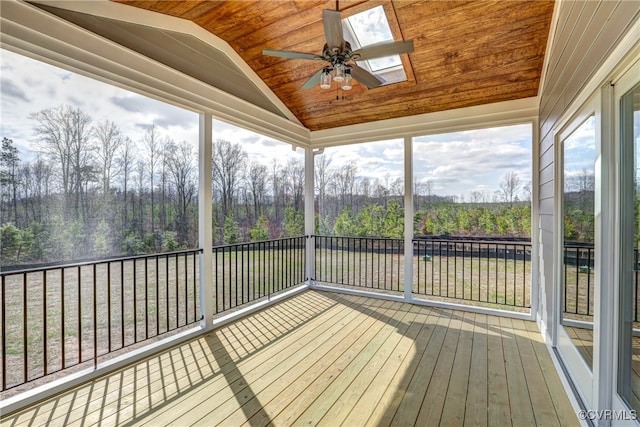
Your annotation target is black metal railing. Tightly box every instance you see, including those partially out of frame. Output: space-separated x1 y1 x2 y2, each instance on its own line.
212 236 306 314
0 249 202 392
413 238 531 308
313 236 532 309
563 245 640 320
314 236 404 292
563 243 594 317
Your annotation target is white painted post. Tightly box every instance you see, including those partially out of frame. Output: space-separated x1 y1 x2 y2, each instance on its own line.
404 136 413 302
305 148 316 286
531 119 540 321
199 112 214 330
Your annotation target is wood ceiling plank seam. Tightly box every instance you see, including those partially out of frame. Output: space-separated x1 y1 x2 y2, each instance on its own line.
392 0 477 18
402 7 552 51
411 24 550 65
218 2 328 43
395 0 521 30
302 88 538 131
171 1 223 21
230 5 330 51
191 2 280 37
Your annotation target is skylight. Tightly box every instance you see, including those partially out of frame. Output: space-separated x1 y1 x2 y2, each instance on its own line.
342 5 407 85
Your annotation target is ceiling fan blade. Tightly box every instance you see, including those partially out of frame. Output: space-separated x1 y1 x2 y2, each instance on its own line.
263 49 322 61
301 68 325 89
323 9 344 49
352 40 414 60
349 64 385 89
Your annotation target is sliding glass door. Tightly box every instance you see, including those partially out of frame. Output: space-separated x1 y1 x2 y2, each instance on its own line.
555 93 600 407
616 59 640 418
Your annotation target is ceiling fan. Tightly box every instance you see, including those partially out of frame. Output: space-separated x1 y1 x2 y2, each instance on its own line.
262 9 414 91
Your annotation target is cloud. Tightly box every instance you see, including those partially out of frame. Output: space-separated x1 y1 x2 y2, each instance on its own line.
1 78 29 102
0 49 534 201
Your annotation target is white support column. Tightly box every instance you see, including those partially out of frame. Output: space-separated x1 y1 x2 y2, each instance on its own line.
199 112 214 330
305 148 316 285
531 118 540 321
404 136 414 302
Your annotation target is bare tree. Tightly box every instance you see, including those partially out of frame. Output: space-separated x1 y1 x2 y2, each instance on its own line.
315 154 333 218
285 157 304 211
522 181 532 202
469 191 484 204
247 161 268 221
135 160 145 235
31 105 94 219
498 171 521 206
94 120 123 195
117 137 135 232
0 137 20 224
333 161 358 209
143 124 160 232
166 140 196 243
212 139 247 218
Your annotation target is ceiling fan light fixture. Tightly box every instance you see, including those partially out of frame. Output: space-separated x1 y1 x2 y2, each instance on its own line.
333 63 345 82
342 69 352 90
320 68 332 89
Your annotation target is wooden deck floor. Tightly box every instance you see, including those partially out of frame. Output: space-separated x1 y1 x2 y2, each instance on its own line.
2 290 578 426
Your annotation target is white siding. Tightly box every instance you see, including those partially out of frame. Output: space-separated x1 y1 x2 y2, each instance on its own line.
537 0 640 338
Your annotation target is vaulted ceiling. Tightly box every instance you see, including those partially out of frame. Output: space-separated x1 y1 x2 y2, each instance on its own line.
65 1 556 132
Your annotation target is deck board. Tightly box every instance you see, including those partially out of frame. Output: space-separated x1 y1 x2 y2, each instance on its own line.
1 290 579 427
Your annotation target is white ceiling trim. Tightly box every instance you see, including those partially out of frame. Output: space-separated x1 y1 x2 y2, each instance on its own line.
31 0 302 126
309 97 539 148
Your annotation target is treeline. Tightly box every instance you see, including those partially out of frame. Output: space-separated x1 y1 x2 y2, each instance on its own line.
1 103 546 268
0 103 200 267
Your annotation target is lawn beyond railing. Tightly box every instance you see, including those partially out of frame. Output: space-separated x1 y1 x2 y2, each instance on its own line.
563 244 640 320
212 236 306 314
413 238 531 309
314 236 404 292
313 236 531 310
0 249 201 393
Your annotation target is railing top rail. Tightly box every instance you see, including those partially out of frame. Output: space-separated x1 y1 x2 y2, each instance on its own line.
313 235 404 242
564 242 595 248
413 238 532 247
0 248 203 276
212 235 306 250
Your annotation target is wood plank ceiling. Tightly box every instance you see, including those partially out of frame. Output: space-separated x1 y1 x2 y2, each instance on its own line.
114 0 554 132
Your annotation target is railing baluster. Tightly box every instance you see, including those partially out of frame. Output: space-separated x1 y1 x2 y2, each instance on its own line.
93 264 97 367
120 261 124 350
2 275 9 390
2 274 6 390
77 266 82 362
107 263 111 353
145 257 149 339
62 268 66 369
175 253 179 328
43 270 47 376
587 247 592 315
22 272 27 383
156 255 160 336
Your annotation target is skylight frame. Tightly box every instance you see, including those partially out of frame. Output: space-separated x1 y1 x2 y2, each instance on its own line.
341 4 408 86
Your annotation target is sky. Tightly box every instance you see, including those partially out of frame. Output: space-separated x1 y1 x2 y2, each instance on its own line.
1 48 533 200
